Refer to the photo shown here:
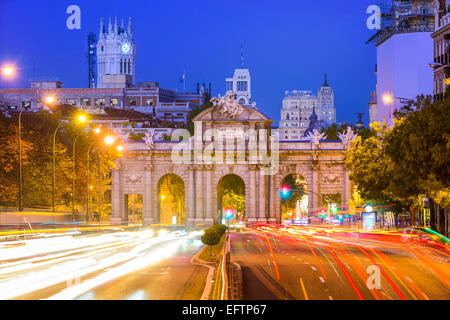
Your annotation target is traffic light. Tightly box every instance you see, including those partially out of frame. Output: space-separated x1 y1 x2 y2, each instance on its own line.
280 184 291 198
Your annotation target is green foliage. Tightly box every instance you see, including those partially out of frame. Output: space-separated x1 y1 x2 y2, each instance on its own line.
345 95 450 209
0 111 121 212
211 224 227 236
201 228 221 246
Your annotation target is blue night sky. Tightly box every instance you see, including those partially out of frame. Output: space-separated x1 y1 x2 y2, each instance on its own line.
0 0 377 125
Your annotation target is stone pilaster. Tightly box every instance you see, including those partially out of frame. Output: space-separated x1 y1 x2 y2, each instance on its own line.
257 170 267 222
247 164 258 223
195 165 204 224
187 166 196 226
143 165 154 225
204 165 214 225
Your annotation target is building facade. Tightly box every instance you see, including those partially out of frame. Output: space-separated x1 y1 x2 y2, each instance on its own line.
431 0 450 101
225 69 253 107
369 0 436 126
279 75 335 141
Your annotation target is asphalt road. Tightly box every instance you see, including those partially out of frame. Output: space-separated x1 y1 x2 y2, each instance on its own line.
230 226 450 300
0 229 208 300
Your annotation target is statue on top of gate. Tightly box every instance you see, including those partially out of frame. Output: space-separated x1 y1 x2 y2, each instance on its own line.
210 93 244 119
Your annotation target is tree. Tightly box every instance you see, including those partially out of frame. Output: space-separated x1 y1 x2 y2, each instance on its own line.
0 114 32 206
201 228 221 256
387 96 450 208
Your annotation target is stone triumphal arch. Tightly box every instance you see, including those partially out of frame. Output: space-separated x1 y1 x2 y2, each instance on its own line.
111 95 355 226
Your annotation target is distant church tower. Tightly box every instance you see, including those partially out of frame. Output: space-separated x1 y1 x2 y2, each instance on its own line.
317 74 335 127
97 17 136 88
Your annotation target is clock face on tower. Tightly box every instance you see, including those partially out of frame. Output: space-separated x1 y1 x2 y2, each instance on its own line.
121 43 130 54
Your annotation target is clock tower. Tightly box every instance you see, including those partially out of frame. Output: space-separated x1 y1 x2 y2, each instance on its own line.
97 17 136 88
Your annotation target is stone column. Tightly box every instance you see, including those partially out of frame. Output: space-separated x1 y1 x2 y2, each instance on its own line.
311 162 320 211
257 170 267 222
204 165 214 226
143 165 154 225
343 169 352 207
195 165 204 224
111 167 123 225
187 166 195 227
268 173 277 223
247 165 258 223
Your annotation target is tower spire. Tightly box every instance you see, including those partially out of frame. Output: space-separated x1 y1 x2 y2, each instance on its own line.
323 73 329 86
114 16 118 34
108 17 112 33
99 17 104 34
121 17 124 33
128 17 133 36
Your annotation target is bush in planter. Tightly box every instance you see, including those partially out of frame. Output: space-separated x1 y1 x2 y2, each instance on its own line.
201 228 222 256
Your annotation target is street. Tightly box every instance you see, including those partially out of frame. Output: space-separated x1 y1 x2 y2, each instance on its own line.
0 229 208 300
230 225 450 300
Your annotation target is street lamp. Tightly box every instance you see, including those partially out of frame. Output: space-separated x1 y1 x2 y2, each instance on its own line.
45 96 55 104
86 128 102 222
1 65 15 78
71 113 88 220
382 94 414 104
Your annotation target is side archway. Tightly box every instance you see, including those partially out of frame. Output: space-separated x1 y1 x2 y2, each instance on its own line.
157 174 185 225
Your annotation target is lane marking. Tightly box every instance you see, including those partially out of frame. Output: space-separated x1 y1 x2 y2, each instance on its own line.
311 266 317 271
299 277 309 300
329 295 333 300
319 276 325 283
405 276 413 283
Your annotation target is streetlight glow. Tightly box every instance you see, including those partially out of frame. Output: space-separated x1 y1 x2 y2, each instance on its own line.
1 65 15 77
116 145 124 152
104 136 114 145
93 128 101 134
45 96 55 104
77 114 87 123
383 95 393 104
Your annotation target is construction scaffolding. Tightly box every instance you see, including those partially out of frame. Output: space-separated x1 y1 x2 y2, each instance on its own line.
368 0 437 46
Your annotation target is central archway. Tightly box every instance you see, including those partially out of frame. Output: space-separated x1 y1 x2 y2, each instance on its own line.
157 174 185 226
280 174 308 222
217 174 245 226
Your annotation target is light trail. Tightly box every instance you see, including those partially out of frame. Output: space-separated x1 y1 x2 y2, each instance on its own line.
0 229 199 300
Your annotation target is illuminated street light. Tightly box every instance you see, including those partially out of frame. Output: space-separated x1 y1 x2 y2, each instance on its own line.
45 96 55 104
77 114 87 123
104 135 114 145
93 127 101 134
1 65 15 77
365 205 373 212
116 145 124 152
383 94 413 104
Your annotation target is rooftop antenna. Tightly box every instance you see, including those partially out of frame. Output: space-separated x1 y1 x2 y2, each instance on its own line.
240 43 244 68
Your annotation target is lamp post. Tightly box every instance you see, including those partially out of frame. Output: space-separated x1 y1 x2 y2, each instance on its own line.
70 114 87 220
1 65 22 210
52 120 64 213
86 130 100 223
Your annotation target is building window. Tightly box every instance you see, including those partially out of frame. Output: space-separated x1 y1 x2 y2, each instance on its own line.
110 98 119 106
237 81 247 91
66 98 77 106
129 98 137 106
226 81 233 92
95 98 105 106
145 98 153 106
81 98 91 106
177 113 183 116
